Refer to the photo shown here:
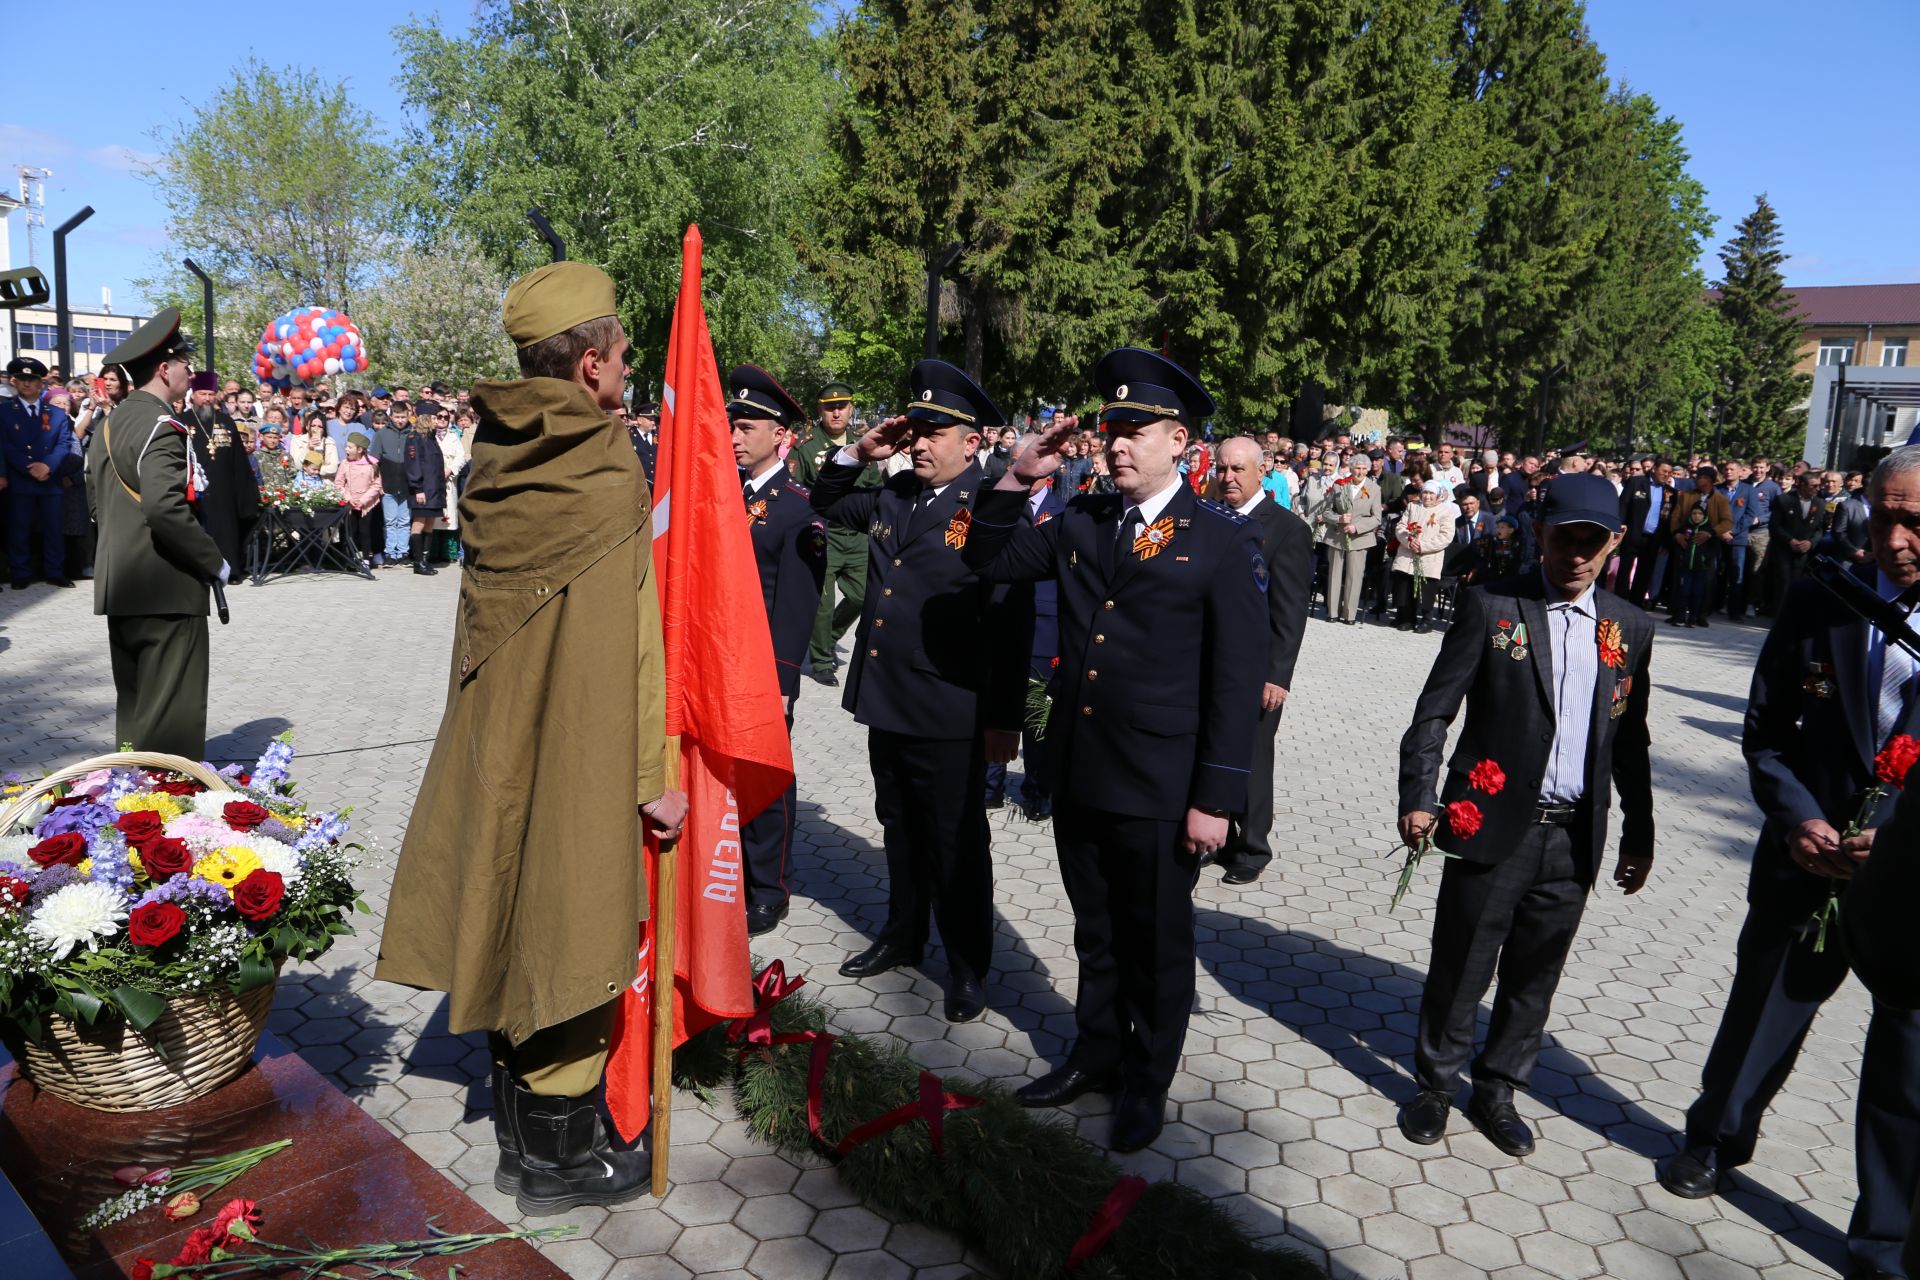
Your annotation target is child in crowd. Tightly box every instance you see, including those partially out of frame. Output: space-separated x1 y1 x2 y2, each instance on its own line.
333 431 387 568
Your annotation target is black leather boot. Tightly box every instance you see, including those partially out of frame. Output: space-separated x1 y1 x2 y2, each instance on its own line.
491 1062 521 1193
411 533 438 576
503 1078 649 1215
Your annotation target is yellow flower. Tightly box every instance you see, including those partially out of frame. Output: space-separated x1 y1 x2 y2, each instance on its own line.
116 794 185 822
194 847 264 888
77 857 94 876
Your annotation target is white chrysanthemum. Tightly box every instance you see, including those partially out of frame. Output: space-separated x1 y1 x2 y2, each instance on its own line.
0 834 33 862
190 792 241 819
25 882 128 959
233 833 303 889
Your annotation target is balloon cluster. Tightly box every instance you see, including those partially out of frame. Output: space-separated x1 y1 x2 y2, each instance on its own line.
252 306 367 388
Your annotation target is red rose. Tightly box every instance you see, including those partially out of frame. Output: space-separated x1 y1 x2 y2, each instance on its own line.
1875 734 1920 789
0 877 29 912
128 901 187 947
29 833 89 868
132 1260 156 1280
1445 799 1484 840
237 772 253 787
222 801 271 832
49 794 90 809
156 779 204 797
232 870 285 921
115 812 166 847
141 837 194 880
1467 760 1507 796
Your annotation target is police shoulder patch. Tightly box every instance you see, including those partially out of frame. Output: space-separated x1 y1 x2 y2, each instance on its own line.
1196 497 1248 524
787 480 810 498
1252 551 1270 593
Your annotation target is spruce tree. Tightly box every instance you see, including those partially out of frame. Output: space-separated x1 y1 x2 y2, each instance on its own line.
1713 194 1810 458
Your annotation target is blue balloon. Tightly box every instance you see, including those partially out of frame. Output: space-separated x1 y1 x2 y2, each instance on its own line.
342 357 357 373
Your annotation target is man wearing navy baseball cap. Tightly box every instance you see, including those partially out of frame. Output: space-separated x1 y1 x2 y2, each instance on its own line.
1393 469 1657 1159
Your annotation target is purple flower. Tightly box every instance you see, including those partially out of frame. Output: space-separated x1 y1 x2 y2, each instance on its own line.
257 819 298 843
34 802 117 841
30 864 80 898
134 874 231 910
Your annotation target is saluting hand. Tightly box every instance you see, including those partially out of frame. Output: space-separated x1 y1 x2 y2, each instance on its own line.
853 415 912 463
1004 415 1080 489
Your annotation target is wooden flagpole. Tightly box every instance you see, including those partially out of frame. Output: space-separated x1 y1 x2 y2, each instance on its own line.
649 741 683 1198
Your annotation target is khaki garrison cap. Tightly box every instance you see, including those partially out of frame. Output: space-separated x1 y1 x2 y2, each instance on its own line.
104 307 195 367
503 261 618 348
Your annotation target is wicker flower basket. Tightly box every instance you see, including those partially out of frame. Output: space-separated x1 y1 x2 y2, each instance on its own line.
2 752 280 1113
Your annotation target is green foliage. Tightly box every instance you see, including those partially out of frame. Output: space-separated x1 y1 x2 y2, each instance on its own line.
674 983 1320 1279
351 236 518 389
1712 194 1811 459
393 0 833 379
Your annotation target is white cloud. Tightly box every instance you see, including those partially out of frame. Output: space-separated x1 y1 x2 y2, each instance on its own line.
87 145 162 176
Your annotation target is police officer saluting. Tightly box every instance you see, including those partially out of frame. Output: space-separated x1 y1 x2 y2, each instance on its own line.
2 356 77 589
88 310 229 759
810 359 1031 1023
727 365 828 935
962 348 1269 1151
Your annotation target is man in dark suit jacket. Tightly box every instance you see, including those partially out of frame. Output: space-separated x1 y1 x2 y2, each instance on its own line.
727 366 828 936
984 474 1067 818
1445 491 1495 584
810 359 1032 1023
1822 469 1873 568
962 348 1269 1152
1210 435 1311 883
1760 471 1829 617
1661 452 1920 1280
1396 472 1656 1158
1616 459 1674 606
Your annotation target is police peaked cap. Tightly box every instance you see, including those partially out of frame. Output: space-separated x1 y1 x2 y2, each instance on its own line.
904 359 1001 429
6 356 47 379
724 364 805 428
1094 347 1215 428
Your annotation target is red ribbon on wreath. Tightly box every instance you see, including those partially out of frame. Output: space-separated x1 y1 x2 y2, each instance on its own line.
727 960 807 1053
1066 1175 1147 1272
835 1070 984 1157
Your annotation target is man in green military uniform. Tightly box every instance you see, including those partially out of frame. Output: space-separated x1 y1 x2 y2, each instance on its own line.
89 310 227 759
790 382 877 685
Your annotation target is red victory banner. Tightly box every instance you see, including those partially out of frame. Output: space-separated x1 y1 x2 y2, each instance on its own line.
605 225 795 1171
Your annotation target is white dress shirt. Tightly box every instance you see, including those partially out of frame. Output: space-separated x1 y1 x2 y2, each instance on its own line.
743 459 783 495
1127 474 1186 527
1234 492 1266 518
1540 576 1600 803
1870 569 1918 746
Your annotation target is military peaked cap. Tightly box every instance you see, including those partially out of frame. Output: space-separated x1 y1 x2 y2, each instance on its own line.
1094 348 1214 429
905 359 1000 429
724 365 805 428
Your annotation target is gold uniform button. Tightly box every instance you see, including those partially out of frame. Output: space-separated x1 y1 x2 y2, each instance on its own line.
1087 670 1098 681
883 588 893 596
1081 705 1093 716
1094 634 1105 644
875 618 885 627
869 648 879 657
892 558 902 567
1103 600 1115 610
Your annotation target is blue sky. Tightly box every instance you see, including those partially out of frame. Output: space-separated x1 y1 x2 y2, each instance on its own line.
3 0 1913 318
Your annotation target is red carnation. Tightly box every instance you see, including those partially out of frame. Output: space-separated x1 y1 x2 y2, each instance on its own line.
171 1224 221 1265
128 901 187 948
0 876 30 913
1445 799 1484 840
232 869 285 921
1467 759 1507 796
212 1197 262 1242
29 833 89 868
141 837 194 880
115 811 167 847
1876 734 1920 789
222 801 271 832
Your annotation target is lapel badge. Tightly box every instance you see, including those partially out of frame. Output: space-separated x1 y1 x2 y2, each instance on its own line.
1133 515 1175 559
1804 674 1836 699
958 489 971 502
1177 516 1192 530
945 508 972 549
1597 617 1627 670
869 517 883 538
746 498 768 524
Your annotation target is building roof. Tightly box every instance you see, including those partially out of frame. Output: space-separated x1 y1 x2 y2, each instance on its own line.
1785 283 1920 327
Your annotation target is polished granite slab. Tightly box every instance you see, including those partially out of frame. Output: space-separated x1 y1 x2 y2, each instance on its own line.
0 1033 564 1279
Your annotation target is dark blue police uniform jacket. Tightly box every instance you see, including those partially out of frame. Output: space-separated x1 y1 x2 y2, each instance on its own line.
962 482 1268 821
746 468 828 699
810 458 1031 741
0 396 75 493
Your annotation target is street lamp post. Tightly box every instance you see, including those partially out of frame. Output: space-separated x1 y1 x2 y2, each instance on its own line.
1530 360 1567 457
923 242 963 361
184 259 214 374
1686 391 1709 460
52 205 94 376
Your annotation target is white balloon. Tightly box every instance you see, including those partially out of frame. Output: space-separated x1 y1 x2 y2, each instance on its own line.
282 341 296 358
323 357 341 375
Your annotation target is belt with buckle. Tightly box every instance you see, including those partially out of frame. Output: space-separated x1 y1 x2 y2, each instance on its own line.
1533 803 1581 825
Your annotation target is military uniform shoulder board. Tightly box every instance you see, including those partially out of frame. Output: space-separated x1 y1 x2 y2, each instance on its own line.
788 480 810 498
1196 497 1248 524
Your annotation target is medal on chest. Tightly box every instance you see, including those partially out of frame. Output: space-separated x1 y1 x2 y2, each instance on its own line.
945 508 972 549
1492 617 1529 660
1133 516 1175 559
746 497 768 525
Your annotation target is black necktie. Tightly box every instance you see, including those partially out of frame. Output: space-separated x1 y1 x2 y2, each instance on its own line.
1104 506 1141 577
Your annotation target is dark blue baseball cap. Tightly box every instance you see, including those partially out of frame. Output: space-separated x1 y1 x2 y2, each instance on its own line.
1539 472 1623 530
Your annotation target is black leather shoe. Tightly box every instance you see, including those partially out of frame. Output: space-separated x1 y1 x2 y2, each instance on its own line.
9 580 29 591
1658 1149 1722 1200
806 667 839 686
1111 1090 1166 1152
944 972 986 1022
838 942 918 979
1015 1064 1120 1109
46 578 75 588
1693 617 1711 628
1221 863 1261 885
984 793 1005 810
746 900 788 937
1023 795 1053 822
1397 1089 1453 1145
1467 1091 1535 1156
